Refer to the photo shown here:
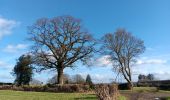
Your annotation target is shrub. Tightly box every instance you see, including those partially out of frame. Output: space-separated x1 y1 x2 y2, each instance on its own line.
0 84 92 93
0 85 12 90
95 84 119 100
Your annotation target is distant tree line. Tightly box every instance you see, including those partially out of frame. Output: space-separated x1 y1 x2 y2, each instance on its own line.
48 74 93 85
138 74 155 81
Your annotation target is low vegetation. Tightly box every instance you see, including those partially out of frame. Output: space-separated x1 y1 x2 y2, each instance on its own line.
95 84 119 100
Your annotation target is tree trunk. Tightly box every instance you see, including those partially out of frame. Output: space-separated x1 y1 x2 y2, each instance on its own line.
57 68 64 85
128 82 133 90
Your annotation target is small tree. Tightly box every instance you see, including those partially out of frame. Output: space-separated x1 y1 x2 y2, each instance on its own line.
147 74 154 81
86 74 93 84
13 55 33 86
138 74 147 81
48 74 70 84
72 74 85 84
138 74 154 81
101 29 145 89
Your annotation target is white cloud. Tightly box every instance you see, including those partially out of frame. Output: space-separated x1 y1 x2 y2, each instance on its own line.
94 55 167 67
153 72 170 80
136 59 167 65
0 60 13 70
0 17 19 38
3 44 28 53
0 61 7 67
132 56 170 81
93 55 112 67
91 55 170 82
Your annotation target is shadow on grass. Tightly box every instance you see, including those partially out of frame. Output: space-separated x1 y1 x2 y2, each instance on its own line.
74 97 97 100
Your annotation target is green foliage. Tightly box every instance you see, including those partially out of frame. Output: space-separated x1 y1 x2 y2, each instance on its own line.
118 96 127 100
85 74 94 89
86 74 93 84
13 55 33 86
165 97 170 100
147 74 154 81
138 74 155 81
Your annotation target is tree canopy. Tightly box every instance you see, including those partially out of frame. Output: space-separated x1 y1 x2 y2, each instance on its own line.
28 15 95 84
13 55 33 86
86 74 93 84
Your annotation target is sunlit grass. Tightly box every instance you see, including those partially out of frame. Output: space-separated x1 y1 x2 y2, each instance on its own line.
0 90 96 100
0 90 126 100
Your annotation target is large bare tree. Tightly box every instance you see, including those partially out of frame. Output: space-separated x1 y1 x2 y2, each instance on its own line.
102 29 145 89
28 16 95 85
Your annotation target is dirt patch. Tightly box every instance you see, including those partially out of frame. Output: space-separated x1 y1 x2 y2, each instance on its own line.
121 92 170 100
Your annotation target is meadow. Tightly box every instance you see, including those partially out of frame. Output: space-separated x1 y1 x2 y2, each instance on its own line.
0 90 96 100
0 87 170 100
0 90 126 100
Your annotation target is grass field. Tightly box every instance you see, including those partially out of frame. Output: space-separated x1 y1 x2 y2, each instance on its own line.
0 90 96 100
0 87 170 100
0 90 126 100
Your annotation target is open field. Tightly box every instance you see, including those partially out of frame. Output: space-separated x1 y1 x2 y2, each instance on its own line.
0 90 96 100
0 90 126 100
0 87 170 100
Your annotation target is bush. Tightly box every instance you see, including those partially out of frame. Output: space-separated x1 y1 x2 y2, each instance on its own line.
0 85 12 90
0 84 92 93
95 84 119 100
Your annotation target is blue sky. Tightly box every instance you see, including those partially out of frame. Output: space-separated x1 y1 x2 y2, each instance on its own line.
0 0 170 83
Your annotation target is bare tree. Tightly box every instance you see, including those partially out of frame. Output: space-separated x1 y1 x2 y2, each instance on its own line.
101 29 145 89
28 15 95 85
72 74 85 84
47 74 70 84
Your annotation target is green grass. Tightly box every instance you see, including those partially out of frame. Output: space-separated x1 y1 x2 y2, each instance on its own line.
133 87 158 92
120 87 158 93
165 97 170 100
0 90 96 100
0 90 126 100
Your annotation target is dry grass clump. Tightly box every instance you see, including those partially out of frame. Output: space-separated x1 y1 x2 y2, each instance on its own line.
95 84 119 100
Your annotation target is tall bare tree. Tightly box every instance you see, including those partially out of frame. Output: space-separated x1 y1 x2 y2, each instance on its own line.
28 16 95 85
102 29 145 89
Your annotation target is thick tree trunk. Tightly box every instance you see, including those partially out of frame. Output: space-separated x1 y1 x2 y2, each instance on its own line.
57 68 64 85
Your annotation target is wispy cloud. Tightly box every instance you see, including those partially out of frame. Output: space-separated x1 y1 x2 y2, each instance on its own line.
0 60 13 70
92 55 112 67
0 17 19 38
136 59 167 65
3 44 28 53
